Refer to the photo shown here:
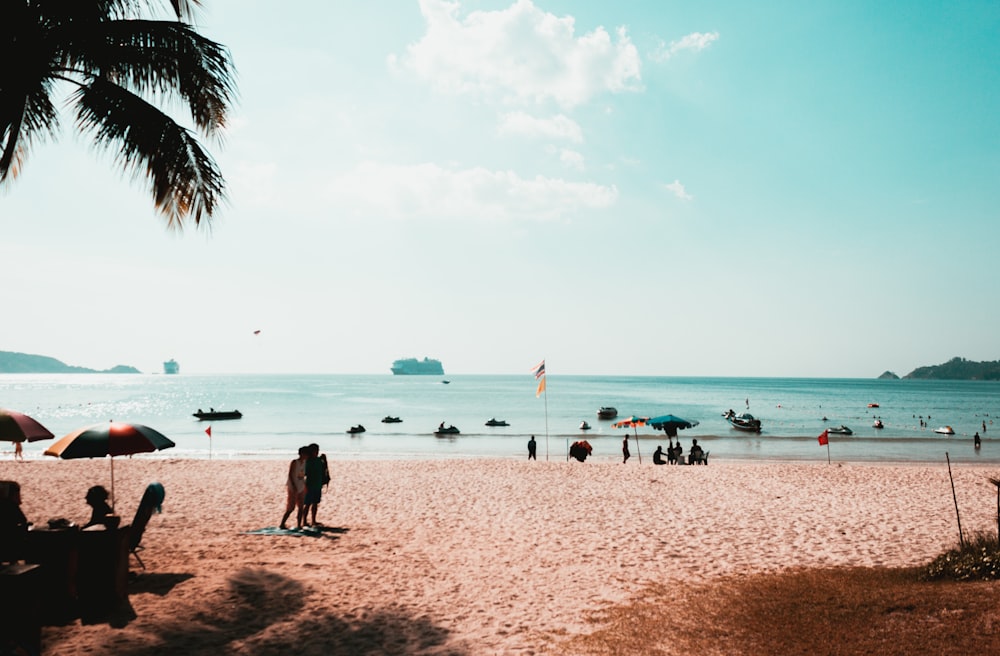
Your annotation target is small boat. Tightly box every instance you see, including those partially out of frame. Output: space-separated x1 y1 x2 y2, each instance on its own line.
597 407 618 419
873 419 884 429
867 403 880 408
723 409 762 433
381 416 403 423
934 426 955 435
442 380 451 384
828 425 853 435
434 425 460 435
485 418 509 427
579 421 591 430
193 409 242 421
347 425 366 434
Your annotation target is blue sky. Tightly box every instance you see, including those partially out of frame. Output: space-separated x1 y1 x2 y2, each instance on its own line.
3 0 998 376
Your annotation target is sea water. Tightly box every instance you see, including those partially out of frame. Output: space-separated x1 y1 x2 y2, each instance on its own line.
3 374 999 464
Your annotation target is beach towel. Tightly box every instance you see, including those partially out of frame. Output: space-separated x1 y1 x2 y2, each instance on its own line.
242 526 346 538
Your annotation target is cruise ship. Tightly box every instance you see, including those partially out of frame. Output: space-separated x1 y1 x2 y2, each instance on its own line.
163 359 180 375
391 357 444 375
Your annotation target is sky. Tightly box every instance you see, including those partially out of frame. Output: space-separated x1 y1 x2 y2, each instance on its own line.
2 0 999 377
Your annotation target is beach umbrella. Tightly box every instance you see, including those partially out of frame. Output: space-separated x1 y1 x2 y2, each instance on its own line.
647 414 699 439
44 421 175 509
612 416 649 463
0 408 55 443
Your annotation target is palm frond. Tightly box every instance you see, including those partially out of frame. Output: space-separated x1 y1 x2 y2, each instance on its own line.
73 77 225 227
64 20 235 136
0 80 60 184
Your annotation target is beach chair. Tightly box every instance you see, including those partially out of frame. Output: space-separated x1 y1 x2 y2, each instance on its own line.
128 482 165 569
689 450 710 466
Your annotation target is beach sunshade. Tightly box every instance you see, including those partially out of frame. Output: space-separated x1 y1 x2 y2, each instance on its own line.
647 414 699 439
0 408 55 443
612 416 649 463
45 421 175 508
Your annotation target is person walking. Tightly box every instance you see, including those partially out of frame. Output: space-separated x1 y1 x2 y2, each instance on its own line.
527 435 537 460
622 435 631 463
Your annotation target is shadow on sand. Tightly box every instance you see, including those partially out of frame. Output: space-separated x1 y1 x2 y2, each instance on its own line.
47 568 465 655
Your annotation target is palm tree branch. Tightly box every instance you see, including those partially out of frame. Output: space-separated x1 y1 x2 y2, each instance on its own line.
57 20 235 136
72 77 226 226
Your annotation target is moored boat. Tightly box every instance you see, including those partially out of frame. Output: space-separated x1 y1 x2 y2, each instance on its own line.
485 418 509 427
347 425 366 434
934 425 955 435
828 425 853 435
723 409 762 433
381 416 402 423
193 409 241 421
434 424 460 435
579 421 591 430
873 419 884 429
597 407 618 419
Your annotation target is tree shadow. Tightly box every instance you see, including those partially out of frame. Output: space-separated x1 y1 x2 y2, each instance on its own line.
50 568 466 655
128 572 194 596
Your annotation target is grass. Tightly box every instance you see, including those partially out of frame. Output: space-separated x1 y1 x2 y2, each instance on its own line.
923 531 1000 581
558 566 1000 655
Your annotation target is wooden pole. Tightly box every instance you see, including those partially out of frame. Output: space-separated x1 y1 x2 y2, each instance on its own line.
945 452 964 548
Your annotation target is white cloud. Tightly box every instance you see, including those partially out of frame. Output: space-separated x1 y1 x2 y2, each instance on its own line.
497 111 583 142
329 161 617 220
392 0 642 108
559 149 585 170
650 31 719 62
664 179 693 201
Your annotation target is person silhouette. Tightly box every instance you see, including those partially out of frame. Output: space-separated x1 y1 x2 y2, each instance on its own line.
528 435 537 460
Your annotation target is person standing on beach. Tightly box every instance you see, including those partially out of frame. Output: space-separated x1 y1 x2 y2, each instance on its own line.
280 446 308 529
622 435 631 463
528 435 537 460
13 441 23 461
302 443 325 527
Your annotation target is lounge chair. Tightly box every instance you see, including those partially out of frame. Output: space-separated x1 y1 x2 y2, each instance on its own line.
128 482 165 569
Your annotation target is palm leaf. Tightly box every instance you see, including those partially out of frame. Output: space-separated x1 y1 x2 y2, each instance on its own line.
73 77 225 226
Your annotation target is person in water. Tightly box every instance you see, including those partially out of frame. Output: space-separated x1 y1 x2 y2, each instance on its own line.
974 432 982 448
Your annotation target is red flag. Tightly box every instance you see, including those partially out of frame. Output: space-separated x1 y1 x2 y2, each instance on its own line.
817 429 828 446
205 426 212 438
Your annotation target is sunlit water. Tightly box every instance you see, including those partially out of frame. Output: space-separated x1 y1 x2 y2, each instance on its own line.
3 374 998 464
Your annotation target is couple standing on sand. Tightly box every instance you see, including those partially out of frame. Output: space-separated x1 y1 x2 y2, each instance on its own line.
280 443 330 529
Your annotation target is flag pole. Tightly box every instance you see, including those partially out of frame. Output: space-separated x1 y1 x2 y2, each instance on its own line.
543 380 550 462
826 439 830 464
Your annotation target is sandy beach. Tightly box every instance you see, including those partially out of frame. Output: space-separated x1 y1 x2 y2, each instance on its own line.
3 457 999 654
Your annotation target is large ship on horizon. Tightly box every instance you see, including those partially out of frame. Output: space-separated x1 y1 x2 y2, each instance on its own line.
163 359 179 375
391 357 444 375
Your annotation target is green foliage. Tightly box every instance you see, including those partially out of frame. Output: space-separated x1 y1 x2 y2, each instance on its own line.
922 531 1000 581
904 357 1000 381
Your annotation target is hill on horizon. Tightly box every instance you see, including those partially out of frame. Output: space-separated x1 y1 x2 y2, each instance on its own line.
0 350 140 374
904 357 1000 381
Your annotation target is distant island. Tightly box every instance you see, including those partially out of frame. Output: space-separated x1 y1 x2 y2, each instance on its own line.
877 371 900 380
901 357 1000 381
0 350 140 374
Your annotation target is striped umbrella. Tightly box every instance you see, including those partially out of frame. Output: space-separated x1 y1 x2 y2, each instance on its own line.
0 408 54 443
45 421 175 509
613 416 649 463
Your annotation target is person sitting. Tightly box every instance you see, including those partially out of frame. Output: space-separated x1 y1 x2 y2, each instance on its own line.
0 481 29 562
666 439 677 464
689 439 705 465
672 441 684 465
84 485 116 528
653 445 667 465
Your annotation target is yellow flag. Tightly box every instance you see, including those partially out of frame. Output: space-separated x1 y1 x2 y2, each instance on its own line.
536 376 546 397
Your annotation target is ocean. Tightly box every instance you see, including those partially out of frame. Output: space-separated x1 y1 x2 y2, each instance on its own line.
3 374 999 464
